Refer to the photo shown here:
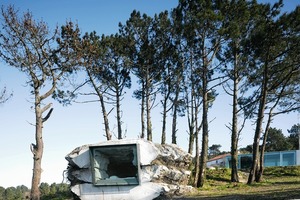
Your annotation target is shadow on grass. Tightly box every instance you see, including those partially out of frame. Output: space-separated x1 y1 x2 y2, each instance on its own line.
176 187 300 200
206 177 231 182
274 180 300 185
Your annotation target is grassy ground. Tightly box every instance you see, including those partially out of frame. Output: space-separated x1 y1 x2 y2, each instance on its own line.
177 166 300 200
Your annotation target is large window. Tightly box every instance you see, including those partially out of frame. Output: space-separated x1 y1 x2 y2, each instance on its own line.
90 144 140 186
264 154 280 167
240 156 252 169
282 152 295 166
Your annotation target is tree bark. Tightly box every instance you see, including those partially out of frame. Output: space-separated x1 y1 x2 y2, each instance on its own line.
256 129 267 182
171 103 178 144
188 126 195 154
231 52 239 183
187 59 195 154
171 86 180 144
256 74 291 181
140 82 145 139
187 96 194 154
30 103 43 200
116 88 122 140
193 125 200 187
247 65 268 184
161 96 167 144
197 66 208 187
193 105 201 187
256 107 275 182
140 97 145 139
100 93 111 141
197 92 208 187
146 92 152 141
31 97 53 199
146 74 152 141
87 70 111 140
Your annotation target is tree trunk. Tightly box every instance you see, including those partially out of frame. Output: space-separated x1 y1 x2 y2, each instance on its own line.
188 125 195 154
256 76 288 182
146 97 152 141
100 94 111 140
193 126 200 187
231 57 239 183
193 105 201 187
30 104 43 200
247 101 264 184
257 145 265 182
161 96 167 144
197 72 208 187
30 101 54 200
197 95 208 187
171 87 180 144
87 70 111 140
247 65 268 184
187 94 194 154
116 89 122 140
256 109 274 182
171 105 178 144
31 96 54 199
140 85 145 139
187 62 195 154
231 139 239 182
146 79 152 141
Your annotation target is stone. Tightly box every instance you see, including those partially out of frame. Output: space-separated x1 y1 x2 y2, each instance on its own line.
66 145 90 169
71 168 93 183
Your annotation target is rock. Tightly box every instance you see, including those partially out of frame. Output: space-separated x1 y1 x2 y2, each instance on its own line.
65 139 192 199
66 145 90 169
71 168 93 183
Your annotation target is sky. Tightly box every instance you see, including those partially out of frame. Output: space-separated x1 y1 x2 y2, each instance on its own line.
0 0 299 188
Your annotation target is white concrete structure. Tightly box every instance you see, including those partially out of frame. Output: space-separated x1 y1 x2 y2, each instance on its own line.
66 139 193 200
207 154 230 168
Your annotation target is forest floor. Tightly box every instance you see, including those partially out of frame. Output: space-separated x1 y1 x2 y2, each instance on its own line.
176 166 300 200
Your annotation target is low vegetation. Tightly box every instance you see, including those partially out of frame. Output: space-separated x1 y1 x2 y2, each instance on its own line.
0 166 299 199
0 183 72 200
181 166 300 199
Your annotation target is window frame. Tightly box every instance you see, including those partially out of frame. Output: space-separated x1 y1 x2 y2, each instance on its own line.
89 143 141 186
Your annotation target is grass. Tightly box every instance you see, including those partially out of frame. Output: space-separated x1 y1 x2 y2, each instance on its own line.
178 166 300 199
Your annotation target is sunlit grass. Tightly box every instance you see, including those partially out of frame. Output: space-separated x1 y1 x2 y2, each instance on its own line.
184 166 300 199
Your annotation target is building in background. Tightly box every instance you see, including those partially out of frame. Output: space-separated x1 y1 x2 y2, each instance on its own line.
207 150 300 169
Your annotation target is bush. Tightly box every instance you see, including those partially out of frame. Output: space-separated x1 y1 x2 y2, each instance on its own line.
263 166 300 176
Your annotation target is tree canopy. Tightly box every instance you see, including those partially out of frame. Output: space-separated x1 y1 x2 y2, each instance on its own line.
0 0 299 194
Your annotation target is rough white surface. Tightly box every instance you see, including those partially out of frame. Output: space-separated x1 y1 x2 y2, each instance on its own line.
71 183 163 200
71 168 93 183
137 140 159 165
66 145 90 169
66 139 192 200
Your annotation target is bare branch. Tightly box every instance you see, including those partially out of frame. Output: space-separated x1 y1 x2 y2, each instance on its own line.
41 103 52 113
42 108 53 122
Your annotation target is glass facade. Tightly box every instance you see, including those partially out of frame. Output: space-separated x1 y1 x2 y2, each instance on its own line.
264 153 280 167
225 150 297 169
282 153 296 166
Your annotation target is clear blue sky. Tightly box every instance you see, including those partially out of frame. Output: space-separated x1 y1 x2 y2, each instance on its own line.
0 0 299 188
